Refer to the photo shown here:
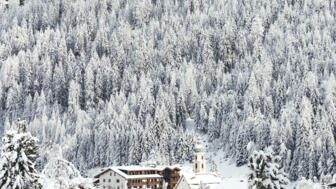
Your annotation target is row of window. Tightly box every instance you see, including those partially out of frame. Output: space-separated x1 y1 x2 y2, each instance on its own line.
102 177 162 184
128 171 157 175
128 185 161 189
195 163 204 169
128 178 161 183
102 186 120 189
102 178 120 183
195 155 204 160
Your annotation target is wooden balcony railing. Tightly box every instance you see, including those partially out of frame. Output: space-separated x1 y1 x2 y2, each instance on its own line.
127 181 162 187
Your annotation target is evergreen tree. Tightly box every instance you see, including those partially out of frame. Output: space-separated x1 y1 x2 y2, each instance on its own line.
248 148 289 189
0 121 41 189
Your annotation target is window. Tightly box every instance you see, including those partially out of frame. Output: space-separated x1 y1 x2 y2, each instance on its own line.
195 155 197 160
114 172 116 176
103 179 106 182
202 164 204 169
110 172 112 176
195 164 197 169
202 156 203 160
108 179 111 182
116 179 120 183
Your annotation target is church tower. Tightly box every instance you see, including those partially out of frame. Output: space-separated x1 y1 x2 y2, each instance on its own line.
193 137 206 174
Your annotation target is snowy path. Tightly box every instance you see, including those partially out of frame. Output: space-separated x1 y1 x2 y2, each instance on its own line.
201 136 249 189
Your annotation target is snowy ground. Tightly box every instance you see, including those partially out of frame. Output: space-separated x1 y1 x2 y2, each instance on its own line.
204 151 249 189
215 161 249 188
204 147 324 189
179 160 249 189
199 134 249 188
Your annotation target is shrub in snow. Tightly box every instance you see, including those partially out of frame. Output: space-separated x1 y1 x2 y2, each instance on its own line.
42 156 81 180
0 121 41 189
248 148 288 189
41 151 93 189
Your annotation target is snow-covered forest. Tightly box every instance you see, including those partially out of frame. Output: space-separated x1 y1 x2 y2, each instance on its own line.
0 0 336 182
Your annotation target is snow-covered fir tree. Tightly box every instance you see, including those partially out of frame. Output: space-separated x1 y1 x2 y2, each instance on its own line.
0 121 41 189
248 148 289 189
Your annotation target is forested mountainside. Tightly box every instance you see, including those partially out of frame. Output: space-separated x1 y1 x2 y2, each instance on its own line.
0 0 336 180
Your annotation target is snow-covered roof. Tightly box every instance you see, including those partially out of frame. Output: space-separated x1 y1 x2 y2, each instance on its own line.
117 166 159 171
118 165 181 171
94 167 163 179
176 167 221 189
186 173 221 185
94 165 180 179
194 141 204 153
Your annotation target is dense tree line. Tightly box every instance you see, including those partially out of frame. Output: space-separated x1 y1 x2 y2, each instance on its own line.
0 0 336 180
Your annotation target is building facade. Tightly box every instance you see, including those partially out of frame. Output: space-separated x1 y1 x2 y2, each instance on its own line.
160 167 180 189
94 166 181 189
193 139 206 174
94 168 128 189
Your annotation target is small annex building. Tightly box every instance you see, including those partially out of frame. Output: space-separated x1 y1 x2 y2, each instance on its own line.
175 173 221 189
174 138 221 189
94 166 181 189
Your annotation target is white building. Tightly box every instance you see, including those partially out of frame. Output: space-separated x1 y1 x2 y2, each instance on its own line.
193 139 206 174
174 138 221 189
94 166 181 189
94 167 128 189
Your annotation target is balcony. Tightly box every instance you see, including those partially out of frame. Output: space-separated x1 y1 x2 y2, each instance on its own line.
127 180 162 187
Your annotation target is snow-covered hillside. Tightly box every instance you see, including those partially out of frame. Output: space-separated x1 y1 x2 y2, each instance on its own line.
1 0 336 185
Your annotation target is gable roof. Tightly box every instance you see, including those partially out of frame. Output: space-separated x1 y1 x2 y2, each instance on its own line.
94 166 166 180
175 172 221 189
94 168 112 178
186 173 221 185
174 175 191 189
